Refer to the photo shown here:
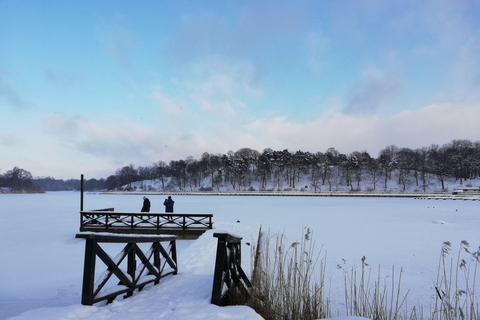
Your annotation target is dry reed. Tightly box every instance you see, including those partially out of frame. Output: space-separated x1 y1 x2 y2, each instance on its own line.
248 226 330 320
245 227 479 320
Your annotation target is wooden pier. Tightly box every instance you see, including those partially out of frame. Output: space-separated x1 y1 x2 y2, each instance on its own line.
80 210 213 239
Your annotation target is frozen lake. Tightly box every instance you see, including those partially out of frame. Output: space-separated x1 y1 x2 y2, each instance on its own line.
1 192 479 319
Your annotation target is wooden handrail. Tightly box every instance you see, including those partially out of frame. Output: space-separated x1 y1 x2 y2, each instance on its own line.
211 232 251 306
76 233 177 305
80 211 213 233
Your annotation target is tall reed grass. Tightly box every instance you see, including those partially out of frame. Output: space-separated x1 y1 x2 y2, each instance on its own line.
432 241 479 320
247 227 330 320
246 227 479 320
341 258 409 320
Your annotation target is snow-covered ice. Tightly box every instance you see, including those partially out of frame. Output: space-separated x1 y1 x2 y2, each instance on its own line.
1 192 479 319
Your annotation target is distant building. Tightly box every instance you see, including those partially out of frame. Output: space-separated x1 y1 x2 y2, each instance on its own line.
452 187 480 195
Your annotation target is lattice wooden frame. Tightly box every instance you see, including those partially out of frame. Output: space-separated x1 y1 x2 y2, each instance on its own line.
76 233 177 305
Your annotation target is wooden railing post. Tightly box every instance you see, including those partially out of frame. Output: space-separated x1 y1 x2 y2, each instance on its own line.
211 234 227 305
211 233 251 306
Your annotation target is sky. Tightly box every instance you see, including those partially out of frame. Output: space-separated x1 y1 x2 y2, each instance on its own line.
1 0 480 179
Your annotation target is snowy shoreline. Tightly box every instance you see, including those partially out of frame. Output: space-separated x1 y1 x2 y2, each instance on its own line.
93 190 480 200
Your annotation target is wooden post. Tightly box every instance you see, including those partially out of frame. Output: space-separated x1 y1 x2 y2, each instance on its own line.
126 244 136 298
171 240 178 275
211 233 251 306
80 174 84 211
81 237 96 305
154 243 160 285
211 235 227 305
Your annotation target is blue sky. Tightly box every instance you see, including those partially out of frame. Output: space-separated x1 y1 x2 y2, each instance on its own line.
1 0 479 179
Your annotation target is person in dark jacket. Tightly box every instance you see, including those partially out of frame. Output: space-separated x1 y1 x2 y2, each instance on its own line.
163 196 174 219
141 196 151 212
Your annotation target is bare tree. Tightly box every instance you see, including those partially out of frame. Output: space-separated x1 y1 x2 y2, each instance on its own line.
257 149 273 190
366 158 381 191
447 139 475 184
428 144 451 191
115 164 138 189
378 145 399 190
396 148 415 191
309 152 323 192
105 175 118 190
154 161 168 189
2 167 35 191
169 160 187 190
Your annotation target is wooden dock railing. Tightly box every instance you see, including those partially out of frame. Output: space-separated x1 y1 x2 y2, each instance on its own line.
76 233 177 305
80 211 213 238
211 232 251 306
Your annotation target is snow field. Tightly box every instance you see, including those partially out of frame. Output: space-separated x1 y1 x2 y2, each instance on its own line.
1 192 479 319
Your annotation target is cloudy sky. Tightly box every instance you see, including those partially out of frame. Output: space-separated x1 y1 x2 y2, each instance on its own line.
1 0 479 179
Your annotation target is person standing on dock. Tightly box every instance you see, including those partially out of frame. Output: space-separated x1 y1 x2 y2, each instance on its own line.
164 196 174 219
141 196 151 212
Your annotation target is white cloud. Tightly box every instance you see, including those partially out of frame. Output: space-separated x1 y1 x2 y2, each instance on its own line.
7 100 479 180
344 67 401 116
42 114 83 136
151 90 187 117
153 57 260 126
189 57 262 98
32 111 256 178
247 102 480 156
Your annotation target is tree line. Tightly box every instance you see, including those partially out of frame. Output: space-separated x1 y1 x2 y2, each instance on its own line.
107 139 480 192
0 168 105 192
2 139 479 193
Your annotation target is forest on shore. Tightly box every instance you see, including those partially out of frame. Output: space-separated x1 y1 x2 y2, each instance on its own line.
1 139 479 193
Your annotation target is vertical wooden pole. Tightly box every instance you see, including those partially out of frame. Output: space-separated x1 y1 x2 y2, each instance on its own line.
171 240 178 275
126 243 136 298
211 236 227 305
80 174 84 211
154 242 160 285
237 242 242 265
81 238 96 305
